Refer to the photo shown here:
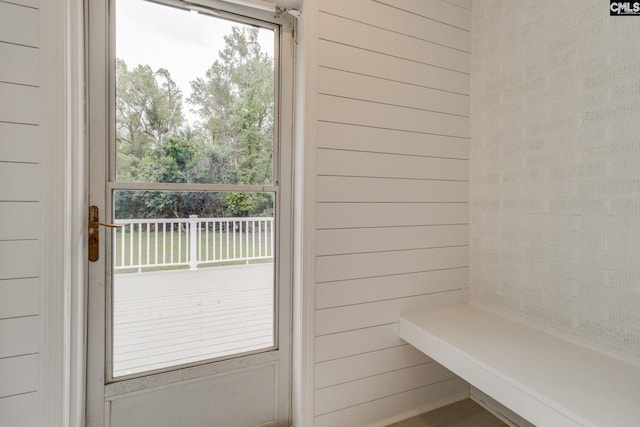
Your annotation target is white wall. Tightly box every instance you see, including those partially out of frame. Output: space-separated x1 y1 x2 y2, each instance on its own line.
6 0 639 425
309 1 472 425
0 0 42 425
0 0 74 425
471 0 640 361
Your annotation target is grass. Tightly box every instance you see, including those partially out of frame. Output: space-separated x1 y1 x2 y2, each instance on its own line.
113 228 273 273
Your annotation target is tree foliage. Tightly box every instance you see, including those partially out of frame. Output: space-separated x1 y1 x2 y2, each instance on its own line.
115 59 184 180
114 27 274 219
189 26 274 185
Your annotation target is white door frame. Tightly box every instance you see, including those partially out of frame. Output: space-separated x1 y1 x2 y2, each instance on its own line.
39 0 87 426
84 1 296 425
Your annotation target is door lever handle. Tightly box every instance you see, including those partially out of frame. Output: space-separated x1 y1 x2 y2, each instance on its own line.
88 221 123 229
88 206 122 262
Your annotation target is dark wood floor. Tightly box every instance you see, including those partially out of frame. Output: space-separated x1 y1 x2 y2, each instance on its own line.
386 399 508 427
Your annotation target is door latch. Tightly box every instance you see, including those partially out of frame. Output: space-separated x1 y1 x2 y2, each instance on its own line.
88 205 122 262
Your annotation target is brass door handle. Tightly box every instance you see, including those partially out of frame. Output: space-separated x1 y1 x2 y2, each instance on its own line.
88 206 122 262
88 221 123 229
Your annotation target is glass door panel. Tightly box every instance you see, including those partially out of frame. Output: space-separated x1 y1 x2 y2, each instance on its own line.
115 0 275 187
111 190 275 377
111 0 279 379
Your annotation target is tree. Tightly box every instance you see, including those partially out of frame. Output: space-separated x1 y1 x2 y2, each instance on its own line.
114 26 275 219
189 27 274 186
115 59 184 180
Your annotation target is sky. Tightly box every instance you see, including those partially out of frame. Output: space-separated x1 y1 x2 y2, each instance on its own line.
116 0 275 123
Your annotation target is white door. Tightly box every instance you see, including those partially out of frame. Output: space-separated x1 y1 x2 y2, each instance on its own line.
86 1 295 426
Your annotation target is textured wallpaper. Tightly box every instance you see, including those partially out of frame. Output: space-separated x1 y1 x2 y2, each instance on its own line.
470 0 640 360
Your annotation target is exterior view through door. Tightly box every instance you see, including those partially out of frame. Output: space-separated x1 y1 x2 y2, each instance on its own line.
112 0 278 377
87 1 294 425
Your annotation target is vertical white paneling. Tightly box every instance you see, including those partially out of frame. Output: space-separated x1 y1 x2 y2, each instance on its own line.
0 278 39 319
312 0 471 423
0 2 39 47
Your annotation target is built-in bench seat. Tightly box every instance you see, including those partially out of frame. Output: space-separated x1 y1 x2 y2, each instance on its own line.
398 304 640 427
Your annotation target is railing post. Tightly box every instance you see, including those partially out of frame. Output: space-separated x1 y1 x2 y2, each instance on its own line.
245 219 249 265
189 215 198 271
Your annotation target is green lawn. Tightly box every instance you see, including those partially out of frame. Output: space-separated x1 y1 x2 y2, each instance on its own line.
113 228 273 273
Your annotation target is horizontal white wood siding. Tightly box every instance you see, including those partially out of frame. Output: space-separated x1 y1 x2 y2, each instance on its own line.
313 0 470 425
0 123 41 164
0 0 41 425
0 392 39 427
0 2 39 47
315 378 468 427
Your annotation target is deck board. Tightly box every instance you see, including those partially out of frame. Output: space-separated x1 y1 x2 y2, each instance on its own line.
113 263 274 377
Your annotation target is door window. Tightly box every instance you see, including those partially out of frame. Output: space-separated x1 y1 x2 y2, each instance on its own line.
110 0 281 379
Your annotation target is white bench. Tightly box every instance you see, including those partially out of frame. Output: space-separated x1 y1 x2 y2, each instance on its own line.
398 304 640 427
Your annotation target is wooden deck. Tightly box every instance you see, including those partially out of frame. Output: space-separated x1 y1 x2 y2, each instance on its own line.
112 263 274 377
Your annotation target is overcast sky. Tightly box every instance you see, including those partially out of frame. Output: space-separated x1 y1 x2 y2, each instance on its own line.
116 0 275 122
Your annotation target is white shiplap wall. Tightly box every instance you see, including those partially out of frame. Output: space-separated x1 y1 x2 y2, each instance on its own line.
0 0 41 425
313 0 471 425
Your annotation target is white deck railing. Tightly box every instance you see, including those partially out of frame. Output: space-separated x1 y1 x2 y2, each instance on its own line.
113 216 274 272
